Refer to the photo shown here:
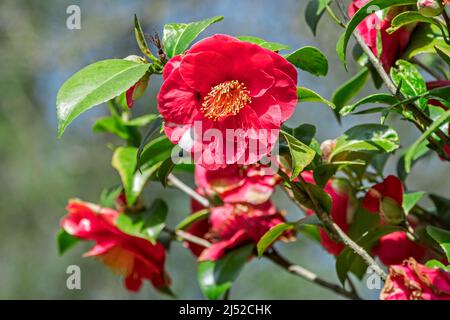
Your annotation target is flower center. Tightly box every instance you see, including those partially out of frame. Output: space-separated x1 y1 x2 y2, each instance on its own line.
201 80 251 121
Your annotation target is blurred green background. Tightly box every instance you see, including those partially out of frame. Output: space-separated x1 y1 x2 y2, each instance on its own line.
1 0 449 299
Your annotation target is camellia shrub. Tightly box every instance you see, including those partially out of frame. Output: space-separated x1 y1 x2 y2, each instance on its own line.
56 0 450 300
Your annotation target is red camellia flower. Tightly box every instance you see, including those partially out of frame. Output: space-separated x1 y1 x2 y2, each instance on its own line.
61 199 169 292
372 231 427 266
195 164 279 205
158 34 298 169
303 171 355 256
381 258 450 300
348 0 415 71
186 200 290 261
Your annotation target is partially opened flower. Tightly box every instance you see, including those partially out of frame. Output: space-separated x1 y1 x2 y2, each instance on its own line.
158 34 298 169
381 258 450 300
303 172 356 256
348 0 415 71
186 200 291 261
61 199 169 292
195 164 279 205
362 175 405 225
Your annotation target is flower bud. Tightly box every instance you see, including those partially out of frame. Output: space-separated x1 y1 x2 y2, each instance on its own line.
320 139 337 162
380 196 405 225
417 0 444 17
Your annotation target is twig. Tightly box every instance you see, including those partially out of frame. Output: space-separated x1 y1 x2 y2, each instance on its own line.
265 249 361 300
334 0 450 157
167 174 210 207
164 227 212 248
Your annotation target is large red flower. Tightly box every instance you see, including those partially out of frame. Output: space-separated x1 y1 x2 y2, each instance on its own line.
381 258 450 300
195 163 279 205
303 172 355 256
186 200 290 261
158 34 298 169
348 0 415 71
61 199 169 292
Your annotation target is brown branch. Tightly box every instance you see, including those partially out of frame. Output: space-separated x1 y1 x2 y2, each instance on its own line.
265 249 361 300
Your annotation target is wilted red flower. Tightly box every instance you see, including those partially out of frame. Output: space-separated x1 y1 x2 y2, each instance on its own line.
381 258 450 300
158 34 298 169
372 231 426 266
61 199 169 292
186 200 290 261
195 164 279 205
348 0 415 71
303 172 355 256
362 175 404 224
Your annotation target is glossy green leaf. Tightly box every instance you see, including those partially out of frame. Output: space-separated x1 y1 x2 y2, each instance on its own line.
134 14 155 60
57 229 80 256
403 191 425 214
404 24 450 59
404 109 450 172
281 130 316 180
297 87 335 109
237 36 290 51
332 67 370 113
257 223 294 256
136 116 164 166
162 16 224 58
57 59 150 137
158 157 175 187
93 116 131 140
305 0 330 36
331 124 400 160
429 194 450 220
435 45 450 68
338 0 417 65
285 46 328 76
397 140 429 180
116 199 168 243
390 60 427 108
427 226 450 262
387 11 447 38
198 244 253 300
313 161 365 187
175 209 210 231
340 94 398 116
99 185 122 208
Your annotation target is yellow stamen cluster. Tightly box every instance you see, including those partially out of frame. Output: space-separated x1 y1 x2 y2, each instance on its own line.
201 80 251 121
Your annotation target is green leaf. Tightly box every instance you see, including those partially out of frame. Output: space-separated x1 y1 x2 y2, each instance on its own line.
198 245 253 300
136 116 164 166
134 14 155 60
387 11 447 39
112 147 139 205
57 229 80 256
162 16 224 58
281 130 316 180
138 135 174 168
313 161 365 187
285 46 328 76
297 87 335 109
158 157 175 187
293 124 316 146
306 183 332 214
116 199 168 243
397 140 429 180
429 194 450 220
125 114 159 127
425 259 447 269
257 223 294 256
237 36 290 51
332 67 370 113
339 0 417 66
404 24 450 59
403 191 425 214
93 116 130 140
175 209 210 230
404 109 450 172
427 226 450 262
330 124 400 160
435 45 450 68
57 59 150 137
305 0 329 36
340 94 398 117
390 60 427 108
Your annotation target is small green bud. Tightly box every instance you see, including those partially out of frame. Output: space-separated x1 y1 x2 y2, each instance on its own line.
417 0 444 17
380 196 405 225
